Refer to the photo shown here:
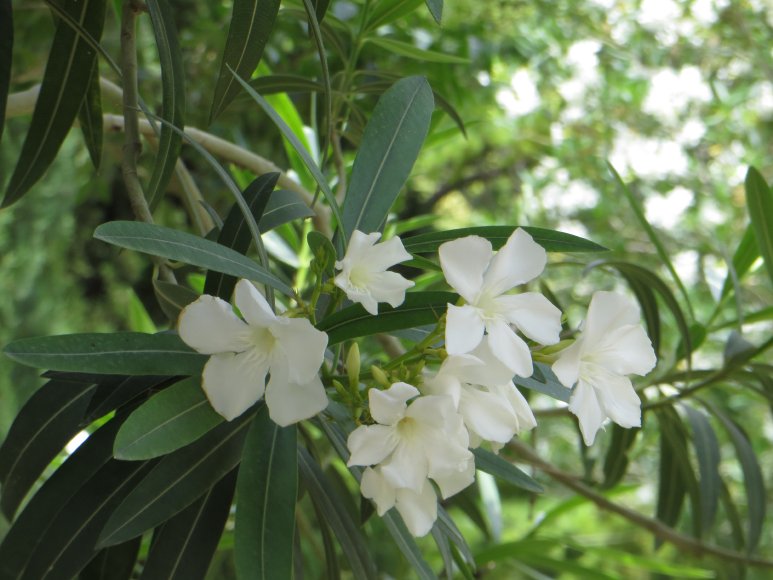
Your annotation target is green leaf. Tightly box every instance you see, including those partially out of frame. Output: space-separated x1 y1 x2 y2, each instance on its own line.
78 60 102 169
601 425 640 489
745 167 773 288
317 291 456 345
259 189 315 231
153 279 200 321
299 0 332 162
0 0 11 145
247 74 325 95
425 0 442 22
381 511 436 580
235 406 297 580
436 507 475 568
145 0 185 208
94 221 292 296
623 275 661 357
80 537 141 580
472 448 543 493
114 377 223 461
403 225 608 254
341 76 433 241
365 0 423 30
209 0 281 122
3 0 105 207
718 224 758 304
513 362 571 403
682 405 720 537
99 414 252 547
139 471 237 580
366 37 464 63
4 332 205 375
307 230 337 276
0 379 96 519
298 447 378 580
204 173 278 300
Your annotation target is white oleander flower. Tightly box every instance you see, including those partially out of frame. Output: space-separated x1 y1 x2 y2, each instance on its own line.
360 466 437 537
334 230 415 315
552 291 657 445
424 336 537 448
439 228 562 377
178 279 328 426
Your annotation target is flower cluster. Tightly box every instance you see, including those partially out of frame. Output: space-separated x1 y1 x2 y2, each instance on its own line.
177 227 657 537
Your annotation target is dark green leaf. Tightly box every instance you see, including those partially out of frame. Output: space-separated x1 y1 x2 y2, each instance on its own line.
235 406 297 580
601 425 640 489
204 173 278 300
623 275 661 357
94 221 292 296
473 448 543 493
153 280 201 321
114 377 223 461
98 414 252 547
513 362 571 402
403 225 608 254
745 167 773 287
682 405 720 537
247 74 325 95
317 291 455 345
80 537 141 580
210 0 281 121
145 0 185 208
300 0 332 164
341 76 433 241
259 189 315 231
86 375 172 423
3 0 105 206
4 332 205 375
0 0 11 145
307 230 337 276
0 379 96 519
425 0 442 22
298 447 378 580
436 507 475 567
365 0 423 30
381 511 436 580
78 60 102 170
140 470 237 580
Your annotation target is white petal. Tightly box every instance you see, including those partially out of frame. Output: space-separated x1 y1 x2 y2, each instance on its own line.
459 387 518 445
334 277 380 315
366 235 412 271
272 318 328 383
568 380 607 445
439 236 491 302
445 304 485 355
368 271 414 308
201 351 267 421
341 230 381 265
582 291 641 346
592 324 657 376
432 457 475 499
395 483 437 537
369 382 418 425
552 340 583 388
178 295 250 354
265 372 328 426
497 292 562 345
360 467 396 515
380 439 429 492
486 319 533 377
494 383 537 433
466 337 517 386
584 363 642 429
481 228 546 297
346 424 399 466
234 279 277 327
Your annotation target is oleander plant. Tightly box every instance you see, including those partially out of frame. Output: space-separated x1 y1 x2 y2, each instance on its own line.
1 0 772 578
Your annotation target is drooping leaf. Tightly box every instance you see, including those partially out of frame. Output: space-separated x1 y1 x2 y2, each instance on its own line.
78 59 103 169
259 189 315 231
403 225 608 254
85 374 172 423
94 221 292 296
114 377 223 461
98 414 252 547
4 332 205 375
473 448 543 493
0 0 12 145
0 379 96 519
682 405 721 537
341 76 434 241
204 173 278 300
139 470 237 580
145 0 185 208
365 37 464 63
209 0 281 122
430 524 454 580
623 274 661 357
718 224 758 305
436 507 475 568
299 0 332 158
513 362 571 403
80 537 141 580
317 291 456 345
601 425 640 489
745 166 773 287
3 0 105 206
246 74 324 95
235 406 297 580
381 511 436 580
424 0 442 23
365 0 423 31
153 279 201 321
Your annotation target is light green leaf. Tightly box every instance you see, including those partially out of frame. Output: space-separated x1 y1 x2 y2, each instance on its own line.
365 0 423 31
745 167 773 288
235 406 297 580
366 37 465 63
472 448 543 493
247 74 325 95
3 332 205 375
342 76 433 241
94 221 292 296
113 377 223 461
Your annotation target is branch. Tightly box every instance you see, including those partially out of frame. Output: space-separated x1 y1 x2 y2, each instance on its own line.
509 439 773 569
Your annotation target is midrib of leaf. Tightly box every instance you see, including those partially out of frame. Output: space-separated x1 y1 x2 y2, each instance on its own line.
150 1 179 179
166 488 213 579
117 399 209 458
216 0 260 118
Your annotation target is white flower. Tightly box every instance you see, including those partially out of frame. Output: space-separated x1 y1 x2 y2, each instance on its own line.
334 230 415 315
347 383 474 495
424 336 537 448
178 279 328 426
439 228 562 376
552 291 657 445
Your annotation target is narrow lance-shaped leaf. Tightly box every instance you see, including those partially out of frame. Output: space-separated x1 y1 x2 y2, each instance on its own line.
341 76 434 242
94 221 292 296
0 0 12 145
745 167 773 288
472 448 543 493
78 59 103 170
235 406 297 580
81 537 141 580
210 0 281 122
3 0 106 206
365 37 466 64
682 405 721 537
146 0 186 208
425 0 442 23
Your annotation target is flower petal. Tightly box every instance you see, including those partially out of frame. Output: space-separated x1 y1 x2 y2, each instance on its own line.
552 340 583 388
582 291 641 346
360 467 396 515
265 372 328 426
380 438 429 492
339 230 381 266
438 235 492 302
486 319 533 377
584 363 642 429
395 482 437 537
334 276 380 315
366 235 412 271
234 279 277 327
445 304 485 355
432 456 475 499
497 292 562 346
201 351 267 421
494 382 537 433
458 387 519 445
369 382 419 425
368 271 414 308
347 424 399 466
272 317 328 383
568 380 607 445
481 228 546 297
592 324 657 376
178 295 250 354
